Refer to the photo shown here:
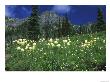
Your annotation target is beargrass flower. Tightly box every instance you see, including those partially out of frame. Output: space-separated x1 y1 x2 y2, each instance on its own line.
25 46 28 49
56 38 59 41
49 38 53 43
67 42 70 45
21 48 24 52
13 40 16 43
56 44 61 47
23 39 26 41
17 47 21 50
63 40 68 43
29 47 33 50
26 44 30 47
33 43 36 46
44 53 46 55
51 43 55 47
103 40 105 43
47 43 50 46
85 40 87 43
54 41 58 44
18 39 21 41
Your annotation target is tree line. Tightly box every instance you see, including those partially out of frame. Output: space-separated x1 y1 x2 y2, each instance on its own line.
5 5 106 42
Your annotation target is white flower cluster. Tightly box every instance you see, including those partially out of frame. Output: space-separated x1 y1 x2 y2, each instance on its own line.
81 40 93 48
81 37 99 48
47 38 61 47
13 39 37 52
47 38 71 48
39 38 45 43
63 39 71 46
13 39 27 45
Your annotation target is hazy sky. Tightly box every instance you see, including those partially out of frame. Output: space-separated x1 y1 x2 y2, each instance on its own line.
5 5 106 25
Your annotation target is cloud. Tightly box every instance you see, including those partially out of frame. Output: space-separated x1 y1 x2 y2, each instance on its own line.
5 5 17 17
21 6 31 14
52 5 71 14
5 5 31 18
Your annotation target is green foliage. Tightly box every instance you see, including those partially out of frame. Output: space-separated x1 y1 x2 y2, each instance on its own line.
28 5 40 40
6 31 106 71
60 14 71 36
5 8 106 40
81 22 95 34
5 7 106 41
96 8 106 32
5 17 28 45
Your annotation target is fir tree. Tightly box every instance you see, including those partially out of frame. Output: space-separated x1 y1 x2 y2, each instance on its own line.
96 8 106 32
28 5 40 40
61 13 71 36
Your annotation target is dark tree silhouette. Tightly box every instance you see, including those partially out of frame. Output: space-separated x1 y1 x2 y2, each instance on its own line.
96 8 106 32
28 5 40 40
61 14 71 36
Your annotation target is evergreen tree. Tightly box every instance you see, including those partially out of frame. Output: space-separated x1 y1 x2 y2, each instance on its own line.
96 8 106 32
61 14 71 36
28 5 40 40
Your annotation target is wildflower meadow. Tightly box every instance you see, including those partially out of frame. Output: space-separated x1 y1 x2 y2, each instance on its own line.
5 5 106 71
6 32 106 71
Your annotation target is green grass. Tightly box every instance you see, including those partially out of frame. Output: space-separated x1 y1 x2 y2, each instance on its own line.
5 31 106 71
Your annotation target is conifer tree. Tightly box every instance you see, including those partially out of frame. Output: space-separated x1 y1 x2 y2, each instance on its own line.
96 8 106 32
28 5 40 40
62 13 71 36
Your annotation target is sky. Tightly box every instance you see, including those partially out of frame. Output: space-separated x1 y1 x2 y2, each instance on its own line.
5 5 106 25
